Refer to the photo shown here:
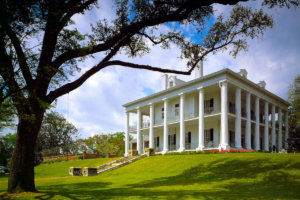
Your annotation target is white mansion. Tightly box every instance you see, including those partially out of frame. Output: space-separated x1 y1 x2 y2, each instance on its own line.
123 63 289 155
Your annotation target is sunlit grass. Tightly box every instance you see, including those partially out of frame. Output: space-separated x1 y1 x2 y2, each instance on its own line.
0 153 300 199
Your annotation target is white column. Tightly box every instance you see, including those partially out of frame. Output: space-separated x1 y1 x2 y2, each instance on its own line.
264 102 269 151
179 93 185 152
278 108 282 151
235 87 242 149
220 80 229 150
245 92 251 149
137 107 142 154
149 103 154 149
125 111 129 157
271 105 276 148
254 97 260 150
197 87 205 151
285 112 289 149
162 98 168 154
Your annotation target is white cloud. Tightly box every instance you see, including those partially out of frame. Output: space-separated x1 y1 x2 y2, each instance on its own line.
54 2 300 138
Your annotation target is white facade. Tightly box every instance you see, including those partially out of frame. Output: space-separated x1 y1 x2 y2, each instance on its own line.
123 68 289 155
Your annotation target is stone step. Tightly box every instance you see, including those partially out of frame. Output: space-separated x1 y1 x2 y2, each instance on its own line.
97 155 146 175
70 155 145 176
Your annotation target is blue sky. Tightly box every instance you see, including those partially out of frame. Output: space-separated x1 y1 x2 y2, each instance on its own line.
5 0 298 138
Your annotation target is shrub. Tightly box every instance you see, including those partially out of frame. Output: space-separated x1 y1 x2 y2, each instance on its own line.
230 149 239 153
240 149 249 153
78 154 83 160
212 150 219 154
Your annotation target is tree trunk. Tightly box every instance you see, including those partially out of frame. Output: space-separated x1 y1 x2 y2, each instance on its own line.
7 109 44 193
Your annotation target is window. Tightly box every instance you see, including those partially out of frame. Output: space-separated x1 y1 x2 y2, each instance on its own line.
168 134 176 146
168 134 176 150
175 103 179 116
169 81 174 87
155 136 159 147
205 128 214 146
229 130 235 146
185 132 191 143
204 98 214 114
161 108 164 119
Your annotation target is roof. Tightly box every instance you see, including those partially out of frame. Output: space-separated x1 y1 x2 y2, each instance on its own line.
123 68 290 108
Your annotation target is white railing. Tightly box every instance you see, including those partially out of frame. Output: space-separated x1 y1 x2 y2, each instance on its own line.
155 120 163 126
169 115 180 123
204 107 214 114
143 120 150 128
129 125 136 131
184 112 198 120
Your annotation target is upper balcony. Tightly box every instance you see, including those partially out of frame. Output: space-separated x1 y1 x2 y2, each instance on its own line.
129 106 219 131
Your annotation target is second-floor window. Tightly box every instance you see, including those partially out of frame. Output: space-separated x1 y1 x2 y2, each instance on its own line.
175 104 179 116
204 98 214 114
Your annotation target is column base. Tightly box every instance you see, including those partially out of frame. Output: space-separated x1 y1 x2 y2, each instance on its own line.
124 153 129 157
254 147 261 151
219 144 230 151
234 146 242 150
162 149 168 154
196 146 205 151
178 147 185 152
264 147 269 152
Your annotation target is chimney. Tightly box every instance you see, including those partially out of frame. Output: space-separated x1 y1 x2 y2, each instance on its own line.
238 69 248 78
195 60 203 79
258 80 266 89
162 74 168 90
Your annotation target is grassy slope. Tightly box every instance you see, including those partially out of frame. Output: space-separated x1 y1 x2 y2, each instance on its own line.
0 153 300 200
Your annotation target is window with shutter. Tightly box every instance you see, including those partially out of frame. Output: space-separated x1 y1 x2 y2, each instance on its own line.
210 128 214 141
210 98 214 107
175 104 179 116
174 134 176 145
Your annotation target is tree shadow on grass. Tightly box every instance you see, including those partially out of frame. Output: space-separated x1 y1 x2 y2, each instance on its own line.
1 158 300 199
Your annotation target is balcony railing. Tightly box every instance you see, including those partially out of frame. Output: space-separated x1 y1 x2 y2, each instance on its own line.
242 109 247 118
155 120 163 126
184 112 198 120
204 107 214 115
168 144 178 151
229 106 235 114
129 120 150 131
169 115 180 123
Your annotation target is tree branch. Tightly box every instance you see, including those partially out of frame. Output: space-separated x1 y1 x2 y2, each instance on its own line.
46 35 132 103
51 4 194 69
107 60 191 75
5 24 33 88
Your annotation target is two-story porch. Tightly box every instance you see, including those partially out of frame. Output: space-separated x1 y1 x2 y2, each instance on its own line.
123 68 289 155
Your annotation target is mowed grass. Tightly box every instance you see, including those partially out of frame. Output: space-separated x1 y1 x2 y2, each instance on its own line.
0 153 300 199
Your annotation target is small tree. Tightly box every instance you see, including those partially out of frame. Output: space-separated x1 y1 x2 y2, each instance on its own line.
288 74 300 151
35 111 79 164
0 133 16 167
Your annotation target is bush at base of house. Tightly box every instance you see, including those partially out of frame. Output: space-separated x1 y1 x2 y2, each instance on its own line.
213 149 251 153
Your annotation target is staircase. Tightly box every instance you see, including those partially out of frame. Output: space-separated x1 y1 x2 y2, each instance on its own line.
96 155 146 175
69 155 146 176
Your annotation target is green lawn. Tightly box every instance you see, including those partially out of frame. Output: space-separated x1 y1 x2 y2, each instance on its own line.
1 153 300 199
